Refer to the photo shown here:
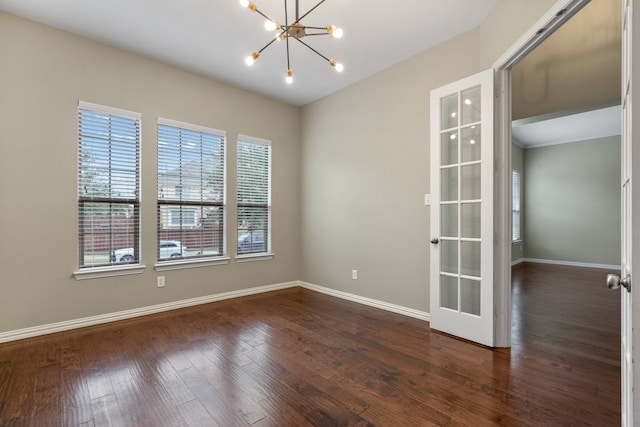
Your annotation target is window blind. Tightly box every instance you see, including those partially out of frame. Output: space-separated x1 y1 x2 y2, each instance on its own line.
237 136 271 255
78 102 141 268
512 169 521 242
157 118 225 260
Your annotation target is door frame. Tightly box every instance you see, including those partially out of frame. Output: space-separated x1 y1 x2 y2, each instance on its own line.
492 0 592 347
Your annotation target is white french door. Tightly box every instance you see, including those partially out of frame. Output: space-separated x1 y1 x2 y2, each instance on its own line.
429 69 494 347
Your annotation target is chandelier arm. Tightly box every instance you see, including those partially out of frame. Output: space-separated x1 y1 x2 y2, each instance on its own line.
303 33 331 36
286 31 291 70
294 37 330 62
284 0 289 26
257 37 279 54
252 7 273 22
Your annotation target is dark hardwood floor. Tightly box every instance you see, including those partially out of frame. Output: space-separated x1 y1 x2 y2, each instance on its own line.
0 262 621 426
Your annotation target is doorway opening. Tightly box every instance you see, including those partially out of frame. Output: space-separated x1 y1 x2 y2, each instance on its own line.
493 0 620 345
493 0 623 423
510 0 621 273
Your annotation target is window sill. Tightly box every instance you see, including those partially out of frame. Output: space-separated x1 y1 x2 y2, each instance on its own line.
73 264 146 280
235 253 275 263
154 257 230 271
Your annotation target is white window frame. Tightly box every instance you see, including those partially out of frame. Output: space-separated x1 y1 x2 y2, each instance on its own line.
512 169 521 243
74 101 145 280
155 118 229 271
236 135 273 261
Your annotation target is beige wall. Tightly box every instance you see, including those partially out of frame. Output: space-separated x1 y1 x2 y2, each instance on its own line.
523 136 621 266
300 30 479 309
512 0 621 120
0 12 302 333
300 0 558 312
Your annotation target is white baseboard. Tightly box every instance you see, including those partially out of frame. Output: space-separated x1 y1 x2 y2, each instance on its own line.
298 281 430 322
0 281 298 343
512 258 524 266
522 258 621 270
0 280 429 343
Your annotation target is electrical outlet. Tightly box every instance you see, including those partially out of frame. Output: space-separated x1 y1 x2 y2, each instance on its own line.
157 276 165 288
352 270 358 280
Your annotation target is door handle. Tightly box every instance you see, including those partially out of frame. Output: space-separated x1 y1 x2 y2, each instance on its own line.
430 238 439 245
607 273 631 292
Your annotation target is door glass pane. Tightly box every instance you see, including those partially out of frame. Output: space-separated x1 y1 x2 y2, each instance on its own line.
441 204 458 238
461 278 481 316
441 94 458 130
441 275 458 310
441 131 458 166
461 125 481 163
461 86 481 125
461 241 481 277
461 203 481 238
461 164 480 200
441 167 458 201
440 240 458 274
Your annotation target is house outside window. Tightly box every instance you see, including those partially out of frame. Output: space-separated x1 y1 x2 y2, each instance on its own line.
169 207 196 227
175 185 190 198
77 102 141 269
158 118 226 261
237 135 271 256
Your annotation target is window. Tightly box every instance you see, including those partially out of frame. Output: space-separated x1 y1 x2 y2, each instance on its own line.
512 169 521 242
77 102 141 268
237 136 271 256
158 118 225 261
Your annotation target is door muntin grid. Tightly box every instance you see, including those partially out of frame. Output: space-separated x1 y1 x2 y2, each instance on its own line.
439 86 482 317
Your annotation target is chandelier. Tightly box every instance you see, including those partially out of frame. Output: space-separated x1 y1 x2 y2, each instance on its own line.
240 0 344 84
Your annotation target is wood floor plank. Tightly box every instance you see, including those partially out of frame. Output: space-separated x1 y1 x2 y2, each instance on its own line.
62 368 94 426
177 365 252 426
242 359 371 426
33 362 62 426
0 360 13 422
90 393 128 426
0 262 621 426
176 398 220 427
0 344 38 423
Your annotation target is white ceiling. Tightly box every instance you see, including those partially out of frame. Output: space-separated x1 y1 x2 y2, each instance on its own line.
512 105 621 148
0 0 498 106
